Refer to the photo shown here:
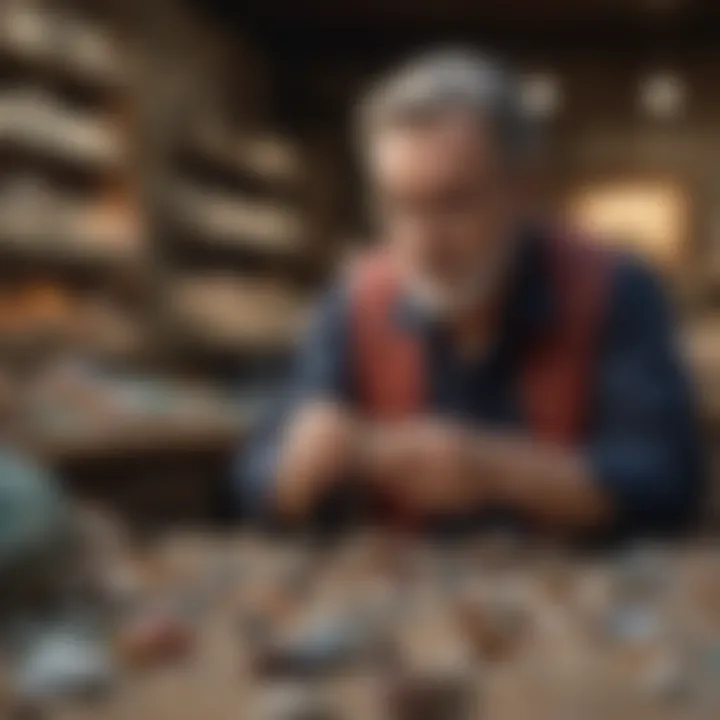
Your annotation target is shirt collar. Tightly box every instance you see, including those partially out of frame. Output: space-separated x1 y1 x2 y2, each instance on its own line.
392 227 556 340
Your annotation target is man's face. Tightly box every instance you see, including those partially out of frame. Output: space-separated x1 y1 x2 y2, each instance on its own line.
369 112 520 317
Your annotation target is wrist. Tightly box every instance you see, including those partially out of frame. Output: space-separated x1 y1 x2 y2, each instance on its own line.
471 433 512 506
276 407 360 517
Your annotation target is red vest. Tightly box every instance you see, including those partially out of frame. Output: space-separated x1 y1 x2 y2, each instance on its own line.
349 233 614 446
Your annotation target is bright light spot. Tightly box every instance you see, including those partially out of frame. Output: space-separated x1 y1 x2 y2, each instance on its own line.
639 72 686 118
520 73 562 119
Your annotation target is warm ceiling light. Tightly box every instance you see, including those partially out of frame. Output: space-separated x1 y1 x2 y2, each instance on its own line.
520 73 562 120
639 72 686 118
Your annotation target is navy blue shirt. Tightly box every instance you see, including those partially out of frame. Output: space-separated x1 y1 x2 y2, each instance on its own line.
236 235 703 536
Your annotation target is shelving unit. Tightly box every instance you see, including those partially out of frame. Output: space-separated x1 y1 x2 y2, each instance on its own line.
0 0 334 471
0 0 145 366
0 1 128 91
163 273 310 354
152 45 326 368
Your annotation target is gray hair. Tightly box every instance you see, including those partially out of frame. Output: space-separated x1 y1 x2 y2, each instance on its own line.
358 48 535 164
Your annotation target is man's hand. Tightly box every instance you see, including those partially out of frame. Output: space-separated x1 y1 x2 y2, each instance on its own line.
275 403 359 519
362 420 614 532
363 420 484 515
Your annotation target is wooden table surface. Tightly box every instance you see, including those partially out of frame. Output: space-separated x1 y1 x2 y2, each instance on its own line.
9 531 720 720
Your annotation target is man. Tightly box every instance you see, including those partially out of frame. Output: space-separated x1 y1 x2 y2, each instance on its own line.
236 49 702 538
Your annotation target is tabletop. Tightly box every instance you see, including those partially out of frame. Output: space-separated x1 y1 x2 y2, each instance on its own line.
4 530 720 720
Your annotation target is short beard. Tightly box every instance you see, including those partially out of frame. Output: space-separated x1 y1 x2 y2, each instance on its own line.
404 239 517 321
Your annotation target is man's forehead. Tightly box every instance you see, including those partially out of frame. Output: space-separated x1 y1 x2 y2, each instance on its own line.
369 112 499 182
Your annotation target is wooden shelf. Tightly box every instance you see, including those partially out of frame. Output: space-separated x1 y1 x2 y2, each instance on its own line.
0 285 150 364
168 184 306 257
0 332 146 366
0 186 146 275
185 128 305 188
0 4 127 92
24 367 250 460
164 275 309 353
0 92 125 172
0 231 143 269
36 414 243 462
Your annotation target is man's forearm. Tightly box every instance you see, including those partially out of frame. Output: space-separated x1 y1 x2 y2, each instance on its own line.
274 404 360 520
473 433 614 532
273 408 614 531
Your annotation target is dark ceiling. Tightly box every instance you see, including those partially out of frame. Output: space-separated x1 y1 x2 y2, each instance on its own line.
190 0 720 56
182 0 720 130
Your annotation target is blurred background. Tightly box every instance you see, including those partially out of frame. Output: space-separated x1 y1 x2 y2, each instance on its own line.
0 0 718 524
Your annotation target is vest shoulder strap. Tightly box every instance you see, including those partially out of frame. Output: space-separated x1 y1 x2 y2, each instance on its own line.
521 233 614 444
348 252 426 420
